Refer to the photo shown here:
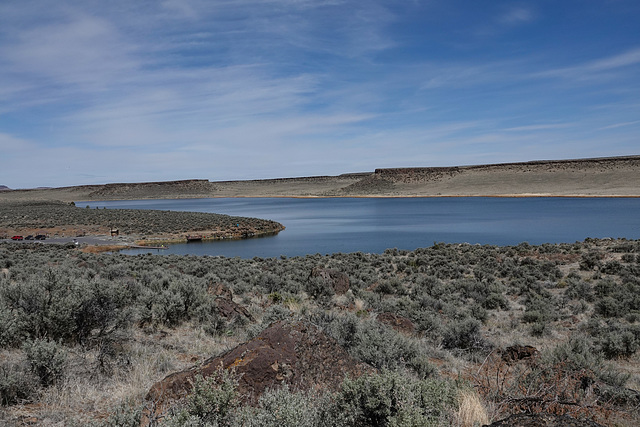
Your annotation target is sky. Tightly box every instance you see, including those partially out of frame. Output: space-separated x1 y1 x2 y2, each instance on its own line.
1 0 639 189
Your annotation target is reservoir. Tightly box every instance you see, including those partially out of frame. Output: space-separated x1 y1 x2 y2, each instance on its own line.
79 197 640 258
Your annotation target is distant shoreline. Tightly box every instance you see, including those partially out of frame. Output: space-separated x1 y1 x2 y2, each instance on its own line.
244 194 640 198
1 155 639 202
0 201 285 252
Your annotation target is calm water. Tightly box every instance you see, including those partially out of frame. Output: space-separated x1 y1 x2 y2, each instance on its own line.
78 198 640 258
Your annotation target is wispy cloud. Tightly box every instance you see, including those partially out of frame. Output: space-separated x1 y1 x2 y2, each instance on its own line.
587 48 640 71
1 12 138 89
502 123 575 132
0 1 638 188
499 6 535 26
532 47 640 81
471 3 536 37
597 120 640 131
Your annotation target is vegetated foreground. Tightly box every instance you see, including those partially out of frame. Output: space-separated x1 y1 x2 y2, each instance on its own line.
0 201 285 247
1 239 640 426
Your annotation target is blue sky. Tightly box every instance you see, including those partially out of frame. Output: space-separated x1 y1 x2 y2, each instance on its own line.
1 0 639 188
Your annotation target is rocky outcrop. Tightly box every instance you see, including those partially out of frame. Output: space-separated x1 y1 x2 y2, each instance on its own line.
214 297 254 323
336 174 395 195
208 282 233 300
502 345 539 364
310 267 350 295
87 179 213 199
2 155 639 201
376 312 415 335
207 282 254 323
375 167 462 183
142 320 374 425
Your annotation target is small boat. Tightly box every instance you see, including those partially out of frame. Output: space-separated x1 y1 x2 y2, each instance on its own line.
186 235 203 242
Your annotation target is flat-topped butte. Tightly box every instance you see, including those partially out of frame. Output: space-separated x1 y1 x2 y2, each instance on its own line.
1 155 639 201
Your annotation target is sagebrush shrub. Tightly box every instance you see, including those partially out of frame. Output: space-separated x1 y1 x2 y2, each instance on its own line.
337 370 458 427
87 401 142 427
23 339 67 387
441 317 486 352
236 385 334 427
0 360 38 406
164 368 238 426
0 272 132 346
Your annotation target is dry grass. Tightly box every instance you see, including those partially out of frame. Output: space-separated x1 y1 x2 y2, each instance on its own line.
455 389 489 427
2 238 639 425
0 324 241 426
354 298 366 312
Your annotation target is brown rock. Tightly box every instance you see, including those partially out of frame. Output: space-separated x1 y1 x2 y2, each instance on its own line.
214 297 254 322
376 312 415 335
502 345 539 364
206 282 253 323
142 319 374 425
485 413 605 426
208 282 233 299
310 267 350 295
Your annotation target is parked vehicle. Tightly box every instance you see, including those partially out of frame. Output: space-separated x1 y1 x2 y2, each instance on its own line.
11 235 23 240
35 234 46 240
25 235 34 240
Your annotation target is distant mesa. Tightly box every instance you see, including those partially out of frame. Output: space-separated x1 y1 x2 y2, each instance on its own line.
0 185 51 191
1 155 639 200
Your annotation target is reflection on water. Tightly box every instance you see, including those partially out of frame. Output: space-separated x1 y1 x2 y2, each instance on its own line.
78 197 640 258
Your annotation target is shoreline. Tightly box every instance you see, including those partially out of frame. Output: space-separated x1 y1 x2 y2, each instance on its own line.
77 194 640 202
133 227 285 247
282 194 640 199
0 227 287 253
0 201 286 251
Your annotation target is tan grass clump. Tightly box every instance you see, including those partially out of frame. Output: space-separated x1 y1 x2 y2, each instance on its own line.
354 298 366 311
456 388 489 427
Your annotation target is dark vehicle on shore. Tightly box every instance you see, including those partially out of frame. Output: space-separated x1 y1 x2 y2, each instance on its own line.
25 235 34 240
11 235 23 240
35 234 46 240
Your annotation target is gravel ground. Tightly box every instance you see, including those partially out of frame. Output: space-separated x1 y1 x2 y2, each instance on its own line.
0 234 132 246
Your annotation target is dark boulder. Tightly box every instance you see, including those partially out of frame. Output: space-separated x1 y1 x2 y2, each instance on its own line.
208 281 233 299
502 345 539 364
376 312 415 335
310 267 350 295
214 297 254 323
142 319 374 425
206 281 253 323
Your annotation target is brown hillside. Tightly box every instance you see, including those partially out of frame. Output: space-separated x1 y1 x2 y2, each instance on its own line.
0 155 638 201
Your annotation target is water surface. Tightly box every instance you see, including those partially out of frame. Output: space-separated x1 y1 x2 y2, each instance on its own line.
78 198 640 258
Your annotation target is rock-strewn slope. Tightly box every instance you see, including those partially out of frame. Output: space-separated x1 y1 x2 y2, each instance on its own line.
335 156 640 197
